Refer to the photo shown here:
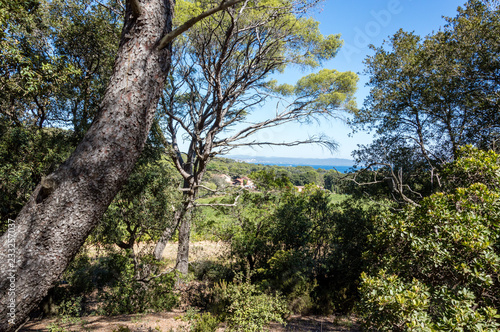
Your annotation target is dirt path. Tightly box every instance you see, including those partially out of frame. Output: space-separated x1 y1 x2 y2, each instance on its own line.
21 241 360 331
21 311 360 332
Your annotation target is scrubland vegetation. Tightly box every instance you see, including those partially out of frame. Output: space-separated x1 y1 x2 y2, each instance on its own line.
1 0 500 331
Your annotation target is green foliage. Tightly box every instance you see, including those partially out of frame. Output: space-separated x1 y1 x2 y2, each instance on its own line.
323 169 342 192
205 157 332 189
219 186 385 314
212 274 289 332
190 312 219 332
1 0 120 134
0 123 74 226
218 191 282 271
360 271 500 332
351 0 500 200
359 147 500 330
100 262 178 315
442 145 500 191
295 69 358 112
175 0 344 70
360 271 433 331
0 0 123 228
47 0 121 137
249 169 293 190
91 156 180 247
49 245 178 317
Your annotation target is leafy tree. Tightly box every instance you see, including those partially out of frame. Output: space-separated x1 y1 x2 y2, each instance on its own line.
289 167 321 186
359 147 500 330
154 0 358 274
351 0 500 203
0 0 120 133
93 157 180 255
249 169 293 191
46 0 122 137
0 0 121 225
0 123 74 226
91 154 182 316
323 169 342 192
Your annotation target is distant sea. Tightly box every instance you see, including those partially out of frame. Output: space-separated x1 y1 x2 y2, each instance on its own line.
253 163 353 173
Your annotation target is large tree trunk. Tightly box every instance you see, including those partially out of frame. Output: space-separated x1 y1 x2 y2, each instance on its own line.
0 1 174 330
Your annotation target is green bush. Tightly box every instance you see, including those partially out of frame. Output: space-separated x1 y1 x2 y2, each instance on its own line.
212 274 289 332
359 147 500 330
100 258 178 315
191 312 219 332
55 248 178 317
359 271 433 331
225 186 385 314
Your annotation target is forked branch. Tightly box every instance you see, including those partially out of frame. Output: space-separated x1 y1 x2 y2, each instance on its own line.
158 0 245 50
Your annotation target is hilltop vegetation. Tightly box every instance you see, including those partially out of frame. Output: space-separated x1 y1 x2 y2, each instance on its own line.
204 157 346 189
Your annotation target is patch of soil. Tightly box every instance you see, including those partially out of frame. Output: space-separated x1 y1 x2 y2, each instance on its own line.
21 310 188 332
21 241 360 331
20 311 360 332
272 315 361 331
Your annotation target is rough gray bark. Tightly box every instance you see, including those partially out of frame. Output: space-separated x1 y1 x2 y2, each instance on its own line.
0 0 174 329
153 179 197 270
176 213 192 275
153 211 181 261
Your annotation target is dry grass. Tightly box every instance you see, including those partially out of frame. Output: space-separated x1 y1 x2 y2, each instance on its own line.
21 312 360 332
20 241 360 331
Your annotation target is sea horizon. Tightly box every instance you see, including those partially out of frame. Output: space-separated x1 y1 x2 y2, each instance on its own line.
249 162 354 173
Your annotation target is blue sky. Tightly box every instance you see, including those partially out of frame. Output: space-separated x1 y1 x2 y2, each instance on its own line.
227 0 467 160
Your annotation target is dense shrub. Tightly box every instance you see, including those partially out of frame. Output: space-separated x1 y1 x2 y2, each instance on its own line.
99 254 178 315
223 185 386 314
211 274 289 332
359 147 500 331
43 249 178 317
191 312 219 332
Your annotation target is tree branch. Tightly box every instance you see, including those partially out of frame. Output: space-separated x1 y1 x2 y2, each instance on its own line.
96 0 124 16
158 0 245 50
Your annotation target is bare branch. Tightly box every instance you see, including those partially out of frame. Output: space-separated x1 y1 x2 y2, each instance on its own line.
350 162 421 207
96 0 124 15
218 135 338 154
196 184 219 193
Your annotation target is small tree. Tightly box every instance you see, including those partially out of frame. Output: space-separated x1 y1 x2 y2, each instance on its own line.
154 0 358 273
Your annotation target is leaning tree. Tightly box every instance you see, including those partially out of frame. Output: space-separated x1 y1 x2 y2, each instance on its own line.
152 0 358 273
0 0 265 329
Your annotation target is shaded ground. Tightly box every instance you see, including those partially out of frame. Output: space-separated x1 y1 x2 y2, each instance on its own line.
21 241 360 331
21 311 360 332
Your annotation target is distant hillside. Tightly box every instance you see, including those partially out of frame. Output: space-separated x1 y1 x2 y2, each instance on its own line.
226 155 354 167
